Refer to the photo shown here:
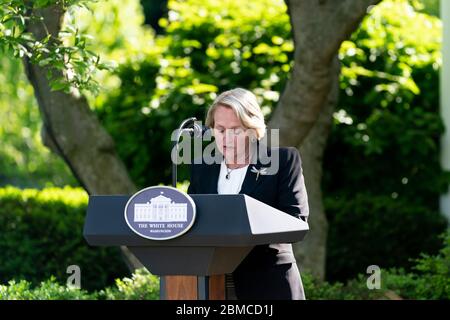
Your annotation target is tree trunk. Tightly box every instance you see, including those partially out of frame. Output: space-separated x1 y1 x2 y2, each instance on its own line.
269 0 382 279
293 56 339 280
22 5 142 270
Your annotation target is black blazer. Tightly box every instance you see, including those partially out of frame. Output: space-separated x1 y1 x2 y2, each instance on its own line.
187 144 309 270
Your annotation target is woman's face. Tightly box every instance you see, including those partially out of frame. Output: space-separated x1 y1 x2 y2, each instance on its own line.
213 104 250 165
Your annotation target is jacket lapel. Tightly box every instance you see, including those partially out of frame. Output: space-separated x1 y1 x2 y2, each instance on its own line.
239 142 270 196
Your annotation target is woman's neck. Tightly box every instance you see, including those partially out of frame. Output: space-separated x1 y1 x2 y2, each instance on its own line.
225 150 253 169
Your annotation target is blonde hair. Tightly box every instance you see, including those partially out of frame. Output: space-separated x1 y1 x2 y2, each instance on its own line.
205 88 266 140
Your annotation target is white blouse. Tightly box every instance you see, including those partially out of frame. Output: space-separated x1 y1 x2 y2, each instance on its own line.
217 160 249 194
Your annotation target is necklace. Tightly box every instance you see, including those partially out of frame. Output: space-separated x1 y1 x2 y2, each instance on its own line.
224 162 248 180
225 167 233 180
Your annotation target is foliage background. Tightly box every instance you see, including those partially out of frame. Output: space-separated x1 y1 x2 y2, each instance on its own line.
0 0 448 292
0 186 128 291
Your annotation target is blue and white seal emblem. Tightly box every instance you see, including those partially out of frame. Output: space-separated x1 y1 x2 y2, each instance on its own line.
124 186 196 240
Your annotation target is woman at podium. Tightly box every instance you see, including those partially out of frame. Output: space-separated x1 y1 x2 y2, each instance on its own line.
187 88 310 300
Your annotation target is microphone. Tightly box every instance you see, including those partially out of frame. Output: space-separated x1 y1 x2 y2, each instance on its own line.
177 117 209 138
183 122 209 138
172 117 209 188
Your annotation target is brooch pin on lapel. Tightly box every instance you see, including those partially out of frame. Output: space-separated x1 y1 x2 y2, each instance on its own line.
250 166 268 181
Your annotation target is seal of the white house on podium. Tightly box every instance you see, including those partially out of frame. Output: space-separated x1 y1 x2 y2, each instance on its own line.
124 186 196 240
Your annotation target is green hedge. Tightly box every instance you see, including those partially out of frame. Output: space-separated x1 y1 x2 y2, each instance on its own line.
2 230 448 299
0 268 159 300
325 193 447 281
0 186 129 291
381 230 450 300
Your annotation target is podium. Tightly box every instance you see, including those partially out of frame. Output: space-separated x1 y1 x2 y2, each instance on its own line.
83 193 309 300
